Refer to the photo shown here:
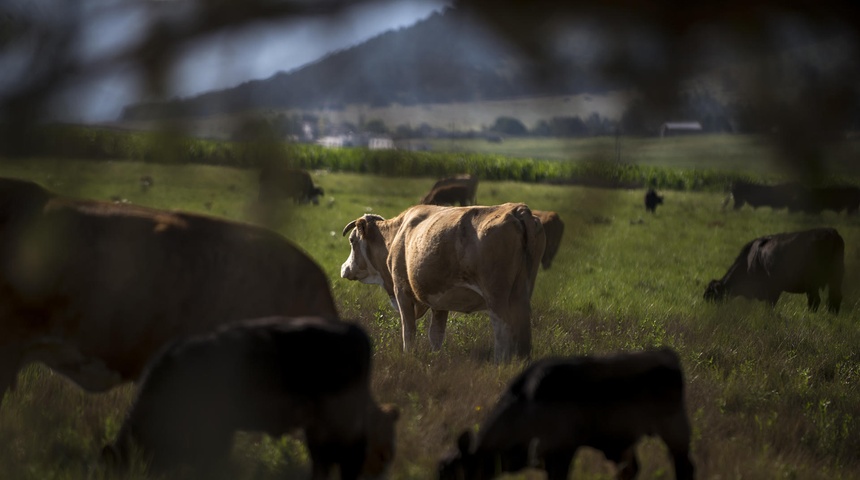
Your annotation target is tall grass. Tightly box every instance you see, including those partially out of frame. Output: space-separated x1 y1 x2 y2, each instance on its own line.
0 158 857 479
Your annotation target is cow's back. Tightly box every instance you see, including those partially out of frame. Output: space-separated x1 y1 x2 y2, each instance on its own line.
752 228 844 289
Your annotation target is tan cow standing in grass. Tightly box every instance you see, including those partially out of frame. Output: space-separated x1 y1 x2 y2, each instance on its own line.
0 177 339 404
341 203 545 361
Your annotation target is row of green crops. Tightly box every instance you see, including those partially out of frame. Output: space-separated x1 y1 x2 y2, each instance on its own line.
4 124 837 192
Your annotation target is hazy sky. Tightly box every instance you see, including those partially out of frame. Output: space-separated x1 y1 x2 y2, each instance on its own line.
49 0 450 122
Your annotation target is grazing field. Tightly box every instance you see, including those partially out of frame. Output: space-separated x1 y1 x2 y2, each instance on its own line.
0 157 858 479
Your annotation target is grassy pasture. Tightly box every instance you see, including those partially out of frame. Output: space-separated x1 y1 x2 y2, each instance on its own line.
0 157 858 479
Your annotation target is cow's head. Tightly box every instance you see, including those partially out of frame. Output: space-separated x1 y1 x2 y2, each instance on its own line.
703 280 727 302
363 403 400 477
438 430 528 480
341 214 388 286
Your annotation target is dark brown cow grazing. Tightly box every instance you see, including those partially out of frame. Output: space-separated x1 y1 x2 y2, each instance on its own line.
424 174 478 205
103 317 399 479
644 188 663 213
438 348 695 480
730 181 797 211
259 165 325 205
341 203 545 361
421 183 473 206
0 177 338 404
704 228 843 313
532 210 564 269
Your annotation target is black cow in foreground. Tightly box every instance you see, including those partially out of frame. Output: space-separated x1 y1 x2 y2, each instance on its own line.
438 348 695 480
704 228 844 313
644 188 664 213
104 317 400 479
259 165 324 205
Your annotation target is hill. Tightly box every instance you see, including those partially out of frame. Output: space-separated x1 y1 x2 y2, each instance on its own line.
120 8 624 122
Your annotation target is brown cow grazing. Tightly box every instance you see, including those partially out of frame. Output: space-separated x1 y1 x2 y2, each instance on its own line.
259 165 325 205
425 174 478 205
341 203 545 361
0 177 338 404
704 228 843 313
644 188 663 213
103 317 399 479
438 348 695 480
532 210 564 269
421 183 473 206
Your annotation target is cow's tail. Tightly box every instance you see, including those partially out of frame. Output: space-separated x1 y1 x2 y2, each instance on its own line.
513 204 545 297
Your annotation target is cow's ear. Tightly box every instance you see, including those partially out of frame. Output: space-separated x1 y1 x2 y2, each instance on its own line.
355 218 368 238
457 430 474 454
357 217 378 241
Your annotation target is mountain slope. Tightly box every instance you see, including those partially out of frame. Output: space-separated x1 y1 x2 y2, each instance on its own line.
121 9 618 121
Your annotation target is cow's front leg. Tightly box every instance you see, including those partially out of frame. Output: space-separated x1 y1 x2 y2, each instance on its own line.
394 289 418 352
428 310 449 350
615 447 640 480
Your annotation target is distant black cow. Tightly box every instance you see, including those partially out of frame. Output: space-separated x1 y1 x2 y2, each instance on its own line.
139 175 154 193
104 317 400 479
439 348 695 480
259 166 324 205
730 181 797 211
426 174 479 205
704 228 844 313
644 188 664 213
790 186 860 215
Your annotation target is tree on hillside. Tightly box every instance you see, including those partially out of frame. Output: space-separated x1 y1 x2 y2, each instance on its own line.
550 116 588 137
365 119 389 135
490 116 528 135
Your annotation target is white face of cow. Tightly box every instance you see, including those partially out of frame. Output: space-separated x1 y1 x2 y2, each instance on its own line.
341 228 385 286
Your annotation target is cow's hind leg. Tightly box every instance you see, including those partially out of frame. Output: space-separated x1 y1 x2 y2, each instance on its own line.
487 309 532 362
657 412 695 480
0 346 22 401
827 271 843 314
544 450 574 480
807 290 821 312
428 309 449 351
